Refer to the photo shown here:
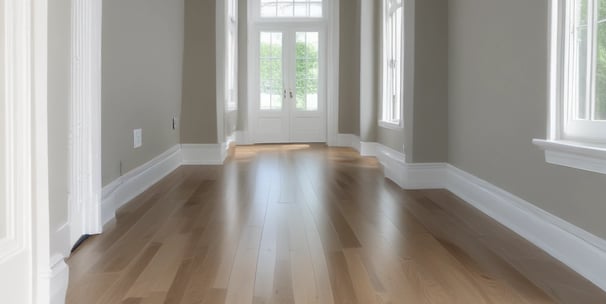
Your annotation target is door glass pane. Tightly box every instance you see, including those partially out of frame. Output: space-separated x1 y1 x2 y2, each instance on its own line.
295 32 319 111
260 32 283 110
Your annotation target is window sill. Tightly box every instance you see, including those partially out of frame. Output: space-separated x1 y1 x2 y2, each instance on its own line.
379 121 403 130
533 139 606 175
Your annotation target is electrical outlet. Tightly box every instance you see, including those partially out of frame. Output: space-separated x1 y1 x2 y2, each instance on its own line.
133 129 142 148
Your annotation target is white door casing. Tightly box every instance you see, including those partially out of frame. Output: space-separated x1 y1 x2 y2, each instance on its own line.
69 0 103 247
1 0 55 302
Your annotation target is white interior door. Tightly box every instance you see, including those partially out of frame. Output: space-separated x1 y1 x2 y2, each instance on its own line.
1 0 39 301
253 28 326 143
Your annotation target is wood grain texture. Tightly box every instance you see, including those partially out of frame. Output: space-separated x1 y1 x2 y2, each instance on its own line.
66 145 606 304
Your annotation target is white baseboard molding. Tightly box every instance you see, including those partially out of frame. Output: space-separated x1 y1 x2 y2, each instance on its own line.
49 255 69 304
48 223 70 304
375 144 445 189
235 130 252 145
360 141 378 157
101 145 182 226
335 134 361 152
181 144 227 165
374 142 606 292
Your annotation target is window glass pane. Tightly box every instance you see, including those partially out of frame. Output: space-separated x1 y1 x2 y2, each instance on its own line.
383 2 403 123
310 1 322 17
260 32 283 110
295 32 319 111
260 0 322 18
261 0 277 17
572 0 590 119
596 21 606 119
595 0 606 119
600 0 606 19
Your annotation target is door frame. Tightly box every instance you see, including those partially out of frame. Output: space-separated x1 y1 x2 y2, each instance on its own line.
245 0 340 145
68 0 103 247
250 25 327 143
1 0 55 302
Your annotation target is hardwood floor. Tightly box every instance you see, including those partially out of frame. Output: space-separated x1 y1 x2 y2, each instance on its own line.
66 145 606 304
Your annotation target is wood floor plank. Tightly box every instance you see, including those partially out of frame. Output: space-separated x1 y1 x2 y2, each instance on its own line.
66 145 606 304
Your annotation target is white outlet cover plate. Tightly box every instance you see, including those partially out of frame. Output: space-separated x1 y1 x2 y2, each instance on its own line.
134 129 142 148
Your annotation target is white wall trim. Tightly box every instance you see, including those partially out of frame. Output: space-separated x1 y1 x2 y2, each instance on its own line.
326 0 340 146
101 145 182 226
335 134 361 152
69 0 103 248
235 130 252 145
48 255 69 304
360 142 379 157
373 143 606 292
375 144 446 189
533 139 606 175
181 144 227 165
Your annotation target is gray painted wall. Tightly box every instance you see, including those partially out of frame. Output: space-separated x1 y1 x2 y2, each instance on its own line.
48 0 71 256
237 0 248 132
359 0 378 142
448 0 606 239
339 0 361 135
377 0 448 161
102 0 184 186
181 0 218 144
411 0 448 162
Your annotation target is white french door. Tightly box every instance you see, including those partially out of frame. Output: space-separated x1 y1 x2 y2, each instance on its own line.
252 27 327 143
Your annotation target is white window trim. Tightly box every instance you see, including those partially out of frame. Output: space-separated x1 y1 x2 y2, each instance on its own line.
534 0 606 175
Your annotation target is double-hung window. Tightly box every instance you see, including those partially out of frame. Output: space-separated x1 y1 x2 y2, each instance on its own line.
381 0 404 128
535 0 606 174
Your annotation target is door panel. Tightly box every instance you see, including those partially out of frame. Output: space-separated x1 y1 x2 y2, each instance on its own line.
255 31 289 143
291 31 325 142
253 29 326 143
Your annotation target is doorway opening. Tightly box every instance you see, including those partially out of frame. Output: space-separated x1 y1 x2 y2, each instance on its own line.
246 0 339 144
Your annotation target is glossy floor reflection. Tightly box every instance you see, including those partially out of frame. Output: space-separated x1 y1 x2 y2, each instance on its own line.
66 145 606 304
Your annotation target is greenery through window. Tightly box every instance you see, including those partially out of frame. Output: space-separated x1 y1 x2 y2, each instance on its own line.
260 32 283 110
259 32 319 111
569 0 606 120
295 32 319 111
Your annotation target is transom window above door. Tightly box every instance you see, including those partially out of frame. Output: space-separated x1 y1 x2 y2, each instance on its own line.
258 0 323 18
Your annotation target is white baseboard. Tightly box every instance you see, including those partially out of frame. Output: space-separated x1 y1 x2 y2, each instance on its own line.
443 165 606 292
49 255 69 304
335 134 361 152
101 145 182 226
235 131 252 145
181 144 226 165
360 141 378 157
47 223 70 304
374 142 606 292
375 144 445 189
